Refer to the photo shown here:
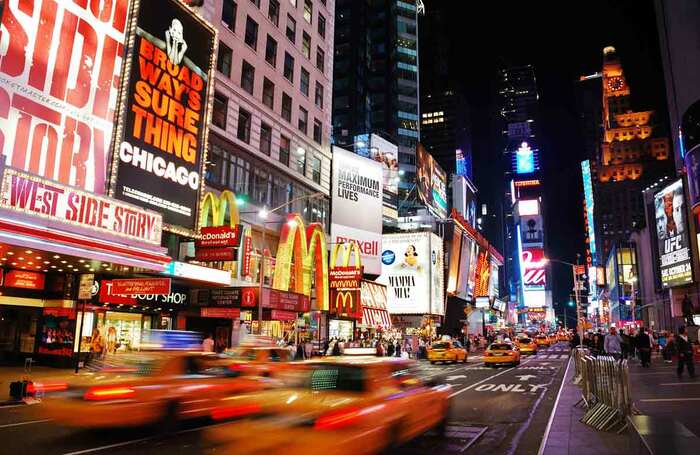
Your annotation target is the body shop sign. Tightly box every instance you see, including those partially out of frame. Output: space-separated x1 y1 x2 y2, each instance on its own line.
0 167 162 245
0 0 129 194
110 0 217 233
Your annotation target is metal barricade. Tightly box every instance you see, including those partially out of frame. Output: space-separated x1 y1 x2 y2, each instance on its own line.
571 348 635 432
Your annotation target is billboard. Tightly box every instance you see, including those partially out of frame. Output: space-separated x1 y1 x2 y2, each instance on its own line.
654 179 692 287
520 215 544 246
416 143 448 219
0 0 130 193
512 141 539 174
581 160 597 263
377 232 444 315
330 146 383 275
452 175 477 226
354 134 398 222
109 0 216 233
521 247 546 288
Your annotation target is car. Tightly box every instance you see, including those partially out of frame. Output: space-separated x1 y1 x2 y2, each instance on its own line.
205 357 452 454
515 337 538 355
484 342 521 367
427 340 468 364
41 352 270 428
534 334 550 348
224 346 296 377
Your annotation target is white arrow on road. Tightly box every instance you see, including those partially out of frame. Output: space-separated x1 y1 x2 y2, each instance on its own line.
515 374 536 381
446 375 467 381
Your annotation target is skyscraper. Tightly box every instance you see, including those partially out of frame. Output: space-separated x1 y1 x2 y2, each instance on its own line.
332 0 421 216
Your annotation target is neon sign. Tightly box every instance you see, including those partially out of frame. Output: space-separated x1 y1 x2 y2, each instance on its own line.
515 142 536 174
581 161 597 264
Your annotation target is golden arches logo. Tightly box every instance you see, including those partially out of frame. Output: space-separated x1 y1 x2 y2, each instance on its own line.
272 214 328 311
330 241 362 270
334 291 355 316
200 190 240 228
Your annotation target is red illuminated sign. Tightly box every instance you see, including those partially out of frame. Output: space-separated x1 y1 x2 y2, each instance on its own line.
4 270 45 290
110 278 171 295
329 267 362 319
99 281 137 305
195 248 236 261
201 308 240 319
196 226 240 248
242 236 253 277
271 310 297 321
261 288 310 312
522 248 546 287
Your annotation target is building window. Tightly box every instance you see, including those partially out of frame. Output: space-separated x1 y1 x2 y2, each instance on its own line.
286 14 296 43
279 135 290 166
267 0 279 26
253 168 269 206
217 42 232 77
318 13 325 37
265 35 277 67
315 47 324 72
221 0 237 31
302 32 311 59
284 52 294 82
281 92 292 122
244 16 258 49
241 60 255 94
300 67 309 96
314 82 323 108
313 118 322 144
298 106 308 134
260 123 272 155
262 78 274 109
310 155 321 183
212 92 228 129
250 0 260 7
294 147 306 175
237 108 251 143
303 0 312 23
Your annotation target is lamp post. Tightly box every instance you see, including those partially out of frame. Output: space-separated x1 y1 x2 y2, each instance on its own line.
255 191 326 335
545 256 584 346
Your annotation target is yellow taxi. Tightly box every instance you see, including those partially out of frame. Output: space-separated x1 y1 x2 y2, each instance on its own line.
557 332 571 342
428 339 468 364
484 342 521 367
534 334 550 348
514 337 538 355
205 357 452 454
224 346 296 377
41 352 269 428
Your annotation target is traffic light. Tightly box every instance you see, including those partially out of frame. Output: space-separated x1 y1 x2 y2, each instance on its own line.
568 300 575 307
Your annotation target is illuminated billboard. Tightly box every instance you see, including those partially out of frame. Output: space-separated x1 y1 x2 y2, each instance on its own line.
109 0 216 233
416 143 448 219
377 232 444 315
514 141 538 174
581 160 597 264
654 179 692 287
0 0 129 193
354 134 399 222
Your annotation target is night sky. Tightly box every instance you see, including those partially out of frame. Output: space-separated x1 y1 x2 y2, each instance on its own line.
431 0 669 317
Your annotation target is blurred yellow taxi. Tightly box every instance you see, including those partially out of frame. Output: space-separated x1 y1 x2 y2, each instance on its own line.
484 342 521 367
224 346 296 377
515 337 538 355
557 332 571 342
428 339 468 364
534 334 550 348
42 352 269 428
206 357 452 454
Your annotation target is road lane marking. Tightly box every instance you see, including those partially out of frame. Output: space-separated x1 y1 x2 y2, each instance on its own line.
659 382 700 386
62 437 155 455
0 419 52 429
448 366 516 398
537 356 571 455
639 398 700 402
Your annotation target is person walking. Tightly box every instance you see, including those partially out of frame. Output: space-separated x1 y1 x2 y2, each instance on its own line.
604 327 622 359
387 340 395 357
663 333 675 364
636 327 652 368
201 333 214 352
676 326 696 379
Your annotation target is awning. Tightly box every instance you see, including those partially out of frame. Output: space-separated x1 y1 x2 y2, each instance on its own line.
361 307 392 329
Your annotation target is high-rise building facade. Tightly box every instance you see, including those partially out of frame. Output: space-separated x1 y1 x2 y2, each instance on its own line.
497 65 546 310
332 0 421 216
200 0 335 231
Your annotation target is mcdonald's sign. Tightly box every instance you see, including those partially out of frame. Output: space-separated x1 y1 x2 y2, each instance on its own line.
328 242 363 319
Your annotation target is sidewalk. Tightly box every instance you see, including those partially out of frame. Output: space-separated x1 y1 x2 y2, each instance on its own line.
540 358 628 455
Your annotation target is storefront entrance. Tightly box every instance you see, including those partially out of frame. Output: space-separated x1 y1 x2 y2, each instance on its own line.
0 305 40 362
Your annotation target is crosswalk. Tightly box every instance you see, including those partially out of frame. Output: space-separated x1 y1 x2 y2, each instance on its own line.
529 354 569 360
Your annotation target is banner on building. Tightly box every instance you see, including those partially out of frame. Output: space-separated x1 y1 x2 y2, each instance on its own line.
416 143 448 219
109 0 217 234
0 0 130 194
354 134 399 222
654 179 692 288
330 146 383 275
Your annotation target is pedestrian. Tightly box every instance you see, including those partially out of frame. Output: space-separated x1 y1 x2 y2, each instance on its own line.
387 340 395 357
663 333 675 363
636 327 652 368
395 340 401 357
295 342 306 360
90 328 105 360
201 333 214 352
570 332 581 350
323 338 329 356
675 326 696 379
604 327 622 359
331 339 341 356
418 338 426 359
596 330 606 355
681 294 695 327
619 328 631 359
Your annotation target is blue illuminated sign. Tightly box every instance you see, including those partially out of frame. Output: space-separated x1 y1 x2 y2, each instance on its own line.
516 142 536 174
581 160 597 263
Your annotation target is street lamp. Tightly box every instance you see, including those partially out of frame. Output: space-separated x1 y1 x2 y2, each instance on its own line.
544 256 584 346
256 191 326 335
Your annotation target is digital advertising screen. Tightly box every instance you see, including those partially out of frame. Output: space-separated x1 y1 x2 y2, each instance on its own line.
416 143 448 219
654 179 692 288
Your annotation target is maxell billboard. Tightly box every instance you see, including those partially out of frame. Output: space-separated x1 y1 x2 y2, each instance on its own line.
331 146 383 275
654 179 692 288
109 0 216 233
0 0 129 193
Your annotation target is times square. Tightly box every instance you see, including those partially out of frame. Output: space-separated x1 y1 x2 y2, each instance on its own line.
0 0 699 454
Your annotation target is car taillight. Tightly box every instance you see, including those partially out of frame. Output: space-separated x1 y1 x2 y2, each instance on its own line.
211 403 262 421
28 382 68 394
83 385 136 401
314 406 362 430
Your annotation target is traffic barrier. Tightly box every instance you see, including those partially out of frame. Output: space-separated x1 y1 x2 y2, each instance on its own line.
571 348 635 432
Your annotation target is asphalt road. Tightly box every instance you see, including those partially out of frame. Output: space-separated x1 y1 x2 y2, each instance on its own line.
0 343 571 455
